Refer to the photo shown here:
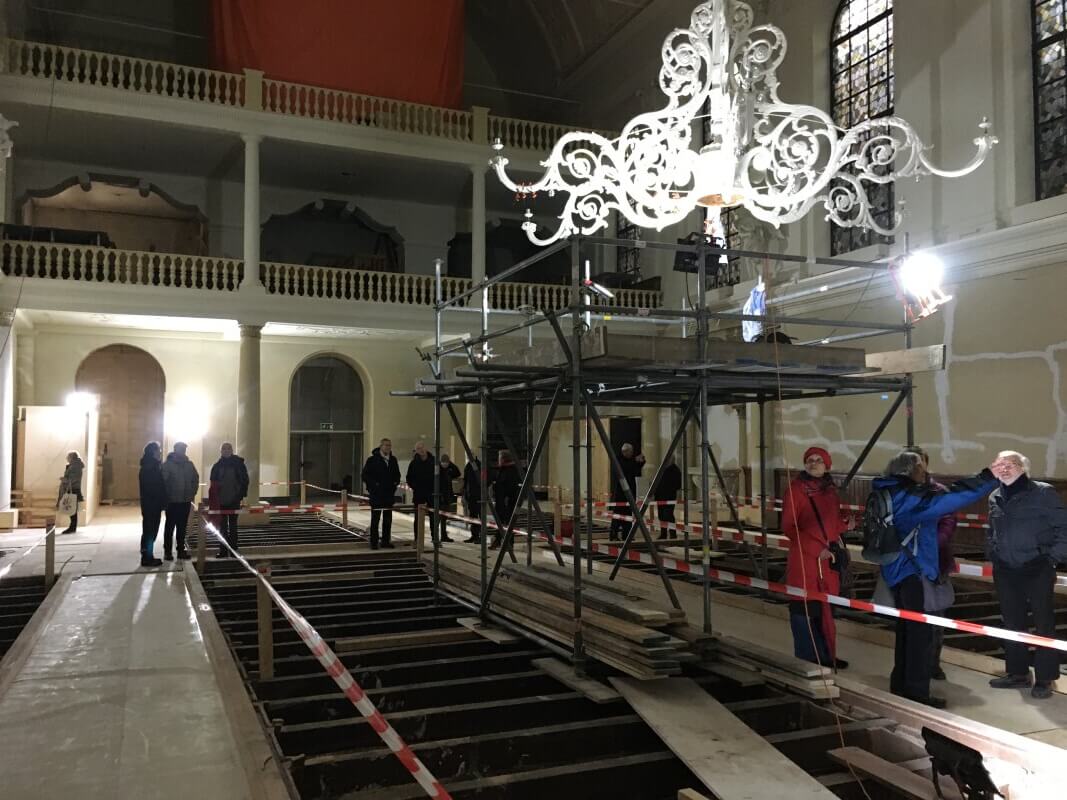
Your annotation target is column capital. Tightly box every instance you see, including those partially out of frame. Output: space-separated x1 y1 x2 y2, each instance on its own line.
470 161 487 176
238 323 263 339
0 310 14 328
241 132 262 146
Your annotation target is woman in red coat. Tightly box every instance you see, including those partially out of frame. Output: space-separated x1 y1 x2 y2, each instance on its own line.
780 446 849 669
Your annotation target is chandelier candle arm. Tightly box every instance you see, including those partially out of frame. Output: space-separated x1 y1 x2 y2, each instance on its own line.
490 0 997 246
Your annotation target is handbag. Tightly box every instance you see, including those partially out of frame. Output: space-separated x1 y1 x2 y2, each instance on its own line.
807 495 853 589
57 492 78 515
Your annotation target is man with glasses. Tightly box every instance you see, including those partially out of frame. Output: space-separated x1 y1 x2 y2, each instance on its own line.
987 451 1067 700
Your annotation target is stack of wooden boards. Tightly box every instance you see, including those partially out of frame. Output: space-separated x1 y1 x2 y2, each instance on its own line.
701 633 839 699
434 549 693 679
432 549 839 698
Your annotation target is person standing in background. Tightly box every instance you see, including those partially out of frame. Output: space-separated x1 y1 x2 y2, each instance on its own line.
57 450 85 534
361 438 401 550
138 441 166 567
161 441 199 561
209 442 249 557
780 446 848 670
434 454 460 544
655 456 683 539
463 455 482 543
610 443 645 541
490 450 520 550
904 445 957 681
987 450 1067 700
874 452 997 709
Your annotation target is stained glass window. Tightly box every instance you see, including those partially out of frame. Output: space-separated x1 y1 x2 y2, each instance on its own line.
830 0 895 255
1033 0 1067 199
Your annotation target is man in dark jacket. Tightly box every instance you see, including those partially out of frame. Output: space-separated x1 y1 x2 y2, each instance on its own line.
433 454 460 544
655 456 683 540
362 438 401 549
490 450 520 550
904 445 957 681
610 443 645 541
209 442 249 557
987 450 1067 700
161 441 200 560
463 456 482 543
138 441 166 567
875 452 997 709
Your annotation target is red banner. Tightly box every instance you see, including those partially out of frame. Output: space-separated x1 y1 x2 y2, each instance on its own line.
211 0 464 108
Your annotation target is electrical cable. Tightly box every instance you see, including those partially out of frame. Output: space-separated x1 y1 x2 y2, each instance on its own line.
766 292 876 800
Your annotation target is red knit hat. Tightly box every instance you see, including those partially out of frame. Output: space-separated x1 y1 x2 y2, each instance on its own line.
803 446 832 471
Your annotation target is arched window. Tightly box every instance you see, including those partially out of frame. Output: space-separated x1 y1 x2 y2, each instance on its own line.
289 356 364 497
830 0 895 255
1033 1 1067 199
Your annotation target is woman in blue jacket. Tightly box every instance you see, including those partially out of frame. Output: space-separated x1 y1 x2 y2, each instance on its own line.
874 451 997 708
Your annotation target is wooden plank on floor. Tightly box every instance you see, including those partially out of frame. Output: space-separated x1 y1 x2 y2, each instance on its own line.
334 627 479 653
827 747 962 800
700 661 766 687
457 616 521 644
207 569 375 588
610 677 839 800
532 657 621 703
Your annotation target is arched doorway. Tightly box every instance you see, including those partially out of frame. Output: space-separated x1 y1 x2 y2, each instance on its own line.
288 355 364 498
76 345 166 501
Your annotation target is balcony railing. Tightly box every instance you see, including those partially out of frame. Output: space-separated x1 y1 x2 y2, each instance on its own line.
2 39 614 153
3 242 662 312
261 262 660 311
1 241 243 290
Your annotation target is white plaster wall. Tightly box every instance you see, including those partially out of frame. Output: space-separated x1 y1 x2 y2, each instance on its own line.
727 259 1067 481
257 336 434 486
25 326 435 495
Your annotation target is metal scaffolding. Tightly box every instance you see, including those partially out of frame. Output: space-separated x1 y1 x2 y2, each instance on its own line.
393 234 914 671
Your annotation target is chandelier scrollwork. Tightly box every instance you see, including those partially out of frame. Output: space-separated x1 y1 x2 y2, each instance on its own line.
490 0 997 246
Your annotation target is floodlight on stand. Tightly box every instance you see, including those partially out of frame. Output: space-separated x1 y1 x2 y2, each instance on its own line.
65 391 98 413
893 251 952 320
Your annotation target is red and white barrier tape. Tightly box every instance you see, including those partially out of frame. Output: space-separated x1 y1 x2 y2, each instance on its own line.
555 534 1067 653
592 509 1067 588
433 507 1067 651
196 511 452 799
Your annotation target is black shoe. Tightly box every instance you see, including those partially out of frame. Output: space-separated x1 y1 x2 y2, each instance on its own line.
833 659 849 670
164 552 174 562
140 557 163 567
381 542 395 549
1032 682 1054 700
990 674 1032 689
440 536 454 543
177 549 191 560
932 668 947 681
489 540 501 550
60 528 74 535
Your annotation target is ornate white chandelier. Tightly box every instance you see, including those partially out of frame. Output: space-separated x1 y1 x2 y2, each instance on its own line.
490 0 997 246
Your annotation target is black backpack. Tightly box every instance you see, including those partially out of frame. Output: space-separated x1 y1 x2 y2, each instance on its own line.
861 488 905 565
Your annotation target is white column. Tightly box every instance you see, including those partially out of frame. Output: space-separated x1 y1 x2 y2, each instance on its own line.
471 164 486 284
0 137 13 224
14 325 32 407
237 323 262 503
241 133 263 293
0 311 14 510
